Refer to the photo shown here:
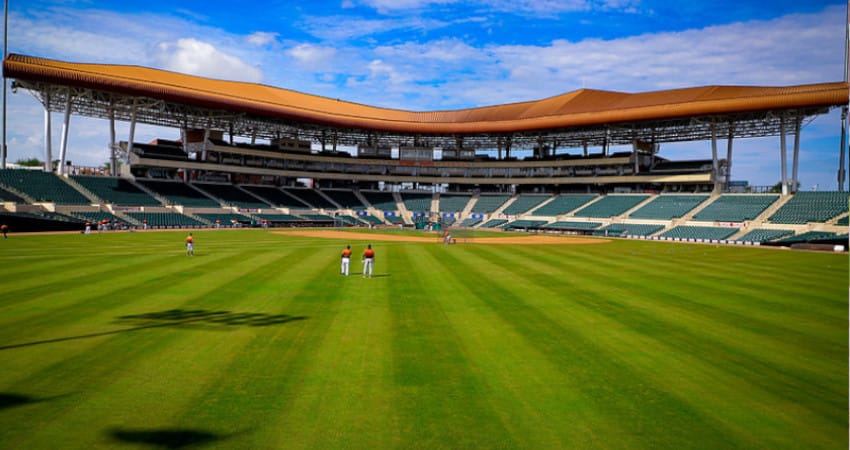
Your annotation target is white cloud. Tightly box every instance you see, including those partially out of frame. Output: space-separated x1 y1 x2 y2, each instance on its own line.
286 43 338 70
155 38 263 83
299 15 450 41
246 32 279 47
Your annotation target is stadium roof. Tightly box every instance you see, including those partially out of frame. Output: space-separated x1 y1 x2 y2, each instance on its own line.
4 53 848 138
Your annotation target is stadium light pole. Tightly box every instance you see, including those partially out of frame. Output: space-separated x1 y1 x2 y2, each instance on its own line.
1 0 8 170
840 1 849 192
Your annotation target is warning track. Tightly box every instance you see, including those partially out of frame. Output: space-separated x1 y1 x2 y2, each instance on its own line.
274 229 609 245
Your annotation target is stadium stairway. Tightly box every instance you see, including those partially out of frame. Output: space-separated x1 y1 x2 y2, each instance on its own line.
678 192 719 221
616 195 655 219
60 176 100 205
0 184 35 204
563 195 606 218
459 193 478 222
130 178 170 206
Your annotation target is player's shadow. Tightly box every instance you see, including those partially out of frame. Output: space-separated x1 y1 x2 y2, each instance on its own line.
0 309 307 351
107 427 245 449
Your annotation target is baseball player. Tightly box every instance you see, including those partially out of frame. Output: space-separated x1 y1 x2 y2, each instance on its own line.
362 244 375 278
341 245 352 276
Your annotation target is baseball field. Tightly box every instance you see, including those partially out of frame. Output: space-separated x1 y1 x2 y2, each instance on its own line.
0 228 846 449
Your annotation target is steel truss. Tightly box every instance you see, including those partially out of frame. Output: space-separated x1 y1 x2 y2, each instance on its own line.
15 80 830 154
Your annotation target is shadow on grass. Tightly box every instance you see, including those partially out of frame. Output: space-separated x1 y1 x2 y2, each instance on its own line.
0 392 70 411
0 309 307 351
107 427 234 449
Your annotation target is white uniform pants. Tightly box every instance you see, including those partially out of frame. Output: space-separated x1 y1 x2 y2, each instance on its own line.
341 257 350 275
362 258 373 277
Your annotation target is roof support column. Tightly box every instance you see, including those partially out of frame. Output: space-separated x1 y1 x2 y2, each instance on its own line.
582 141 588 158
57 90 72 175
332 130 337 152
127 103 137 161
109 103 117 177
632 138 639 174
321 130 326 152
43 91 53 173
710 121 719 193
779 113 788 195
725 123 734 190
497 136 503 160
791 114 801 193
838 105 847 192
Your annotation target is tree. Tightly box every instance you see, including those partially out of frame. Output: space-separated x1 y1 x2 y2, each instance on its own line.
769 180 801 193
15 158 42 167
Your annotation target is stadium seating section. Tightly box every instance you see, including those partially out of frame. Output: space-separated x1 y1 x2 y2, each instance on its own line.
362 191 398 211
439 194 472 212
776 231 841 244
0 185 27 203
194 183 270 209
573 195 649 218
530 194 597 216
544 221 602 230
241 185 311 209
501 194 551 215
479 219 508 228
659 225 738 241
281 188 337 209
125 212 206 228
628 195 708 219
137 180 220 207
837 216 849 226
768 191 848 224
458 218 480 227
0 169 90 204
471 195 511 213
401 192 433 212
693 195 778 222
735 228 794 243
71 176 161 206
323 190 368 210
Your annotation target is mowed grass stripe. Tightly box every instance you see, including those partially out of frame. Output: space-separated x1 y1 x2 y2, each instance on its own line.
176 249 357 448
255 245 402 449
468 243 847 448
440 244 745 448
0 236 318 446
383 244 517 449
420 244 607 448
0 248 306 448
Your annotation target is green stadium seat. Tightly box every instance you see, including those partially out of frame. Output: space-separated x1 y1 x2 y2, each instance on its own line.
530 194 597 216
502 194 551 215
768 192 848 224
628 195 708 219
574 195 649 218
693 195 778 222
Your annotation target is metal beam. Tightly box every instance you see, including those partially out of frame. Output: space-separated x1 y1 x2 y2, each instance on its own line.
43 92 52 172
57 89 73 175
780 114 788 195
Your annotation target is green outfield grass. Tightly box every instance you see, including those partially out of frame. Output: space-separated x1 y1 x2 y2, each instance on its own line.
0 229 846 449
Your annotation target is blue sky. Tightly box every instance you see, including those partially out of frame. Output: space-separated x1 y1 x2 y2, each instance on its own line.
2 0 847 189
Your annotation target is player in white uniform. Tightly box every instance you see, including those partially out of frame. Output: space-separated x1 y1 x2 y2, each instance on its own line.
362 244 375 278
340 245 352 276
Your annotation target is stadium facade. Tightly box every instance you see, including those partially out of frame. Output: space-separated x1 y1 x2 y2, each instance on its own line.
0 54 847 247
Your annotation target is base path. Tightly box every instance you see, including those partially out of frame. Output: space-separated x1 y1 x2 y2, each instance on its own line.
275 229 609 245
